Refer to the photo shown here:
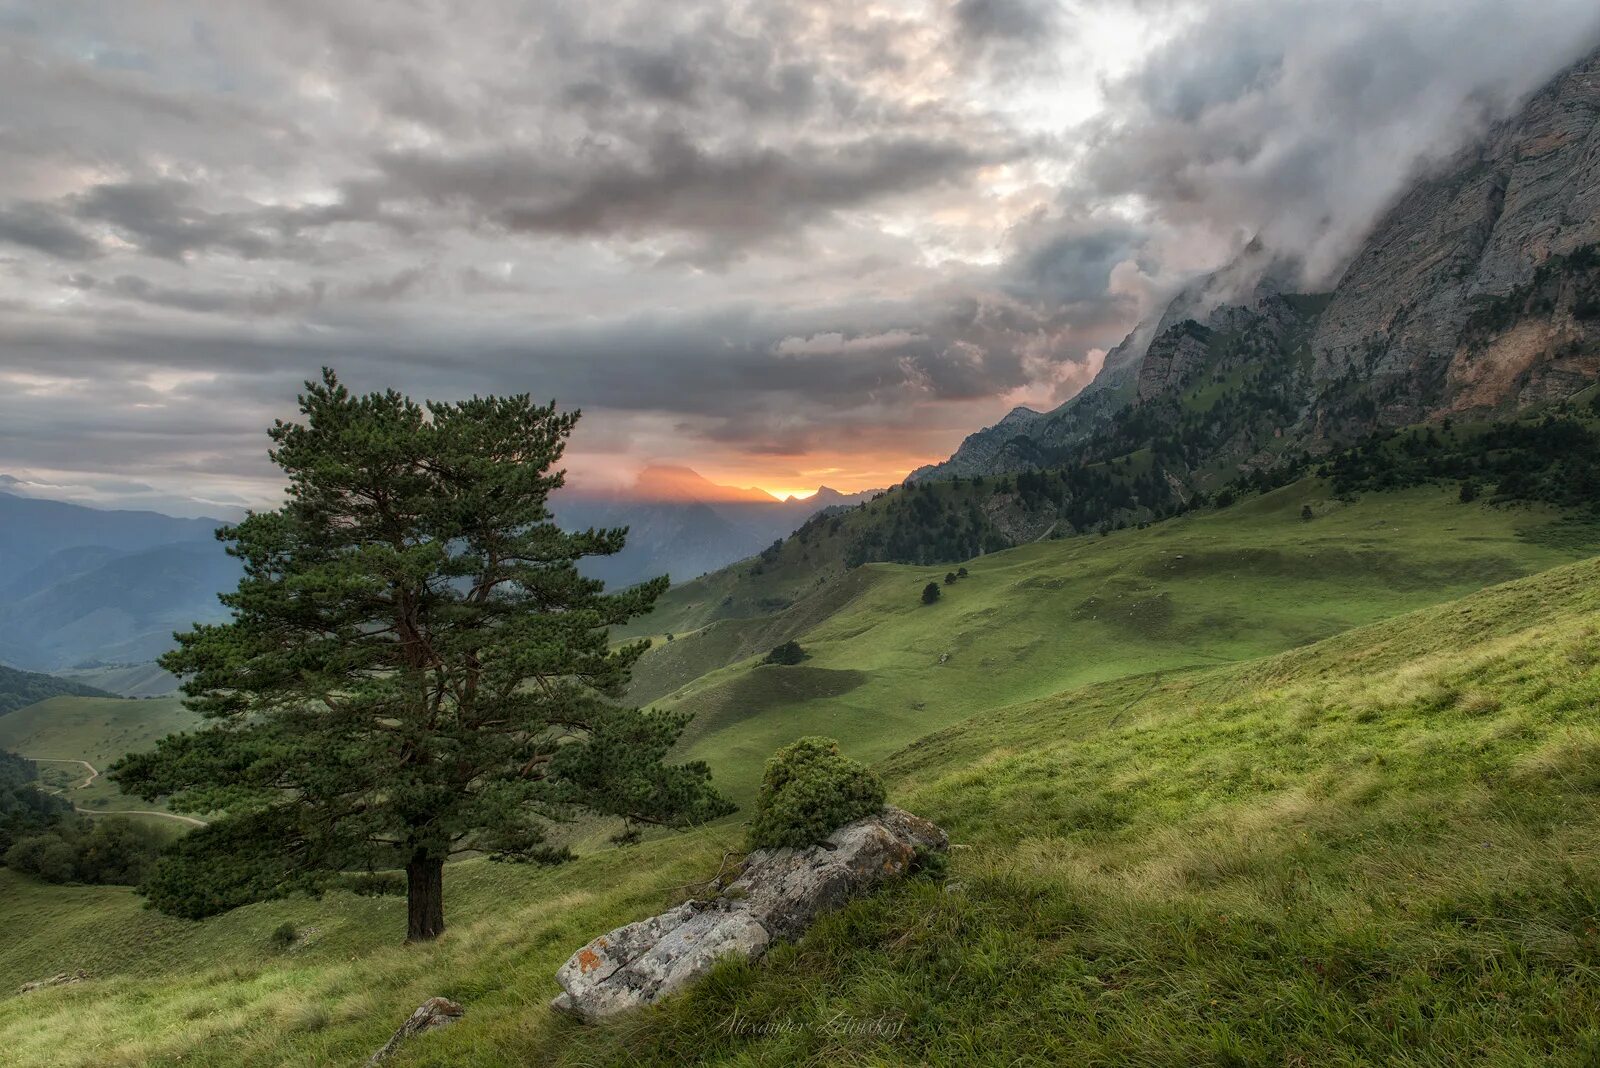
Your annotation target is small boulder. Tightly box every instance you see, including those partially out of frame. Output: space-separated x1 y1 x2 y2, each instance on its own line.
18 970 88 995
552 806 946 1022
368 996 464 1065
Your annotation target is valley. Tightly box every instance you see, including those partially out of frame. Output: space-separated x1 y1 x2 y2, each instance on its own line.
4 505 1600 1065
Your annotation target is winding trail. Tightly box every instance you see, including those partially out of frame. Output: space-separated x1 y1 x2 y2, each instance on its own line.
27 756 207 827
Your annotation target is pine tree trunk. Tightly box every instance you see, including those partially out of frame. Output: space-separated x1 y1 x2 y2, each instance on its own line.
406 852 446 942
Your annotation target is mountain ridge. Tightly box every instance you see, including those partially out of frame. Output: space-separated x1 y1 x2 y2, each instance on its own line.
911 45 1600 485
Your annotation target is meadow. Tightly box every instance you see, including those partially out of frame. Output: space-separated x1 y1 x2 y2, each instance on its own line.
645 481 1600 805
2 486 1600 1064
0 696 198 815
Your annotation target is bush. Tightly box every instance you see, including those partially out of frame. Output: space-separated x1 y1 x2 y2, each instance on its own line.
5 834 78 883
269 923 298 950
944 572 957 585
746 737 885 850
922 582 941 605
956 567 969 579
3 817 162 885
764 641 806 666
333 870 406 897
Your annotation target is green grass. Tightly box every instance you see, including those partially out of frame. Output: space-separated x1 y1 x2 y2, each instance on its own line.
5 481 1600 1065
651 481 1600 805
533 556 1600 1067
4 545 1600 1064
0 695 199 813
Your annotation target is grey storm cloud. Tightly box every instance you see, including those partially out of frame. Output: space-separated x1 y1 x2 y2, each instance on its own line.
365 133 1000 254
953 0 1059 43
1 0 1597 509
0 203 99 260
1077 0 1600 284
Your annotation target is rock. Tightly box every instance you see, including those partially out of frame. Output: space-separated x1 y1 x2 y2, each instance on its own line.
552 805 947 1022
18 970 88 994
368 997 465 1065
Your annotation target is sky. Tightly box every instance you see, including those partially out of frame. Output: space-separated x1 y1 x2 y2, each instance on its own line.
1 1 1598 515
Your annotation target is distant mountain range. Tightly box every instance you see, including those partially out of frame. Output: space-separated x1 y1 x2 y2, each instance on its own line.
0 492 236 675
553 466 878 590
0 468 877 682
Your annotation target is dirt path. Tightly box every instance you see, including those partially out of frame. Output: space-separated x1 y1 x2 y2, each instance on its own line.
29 757 98 791
28 756 207 827
82 807 207 828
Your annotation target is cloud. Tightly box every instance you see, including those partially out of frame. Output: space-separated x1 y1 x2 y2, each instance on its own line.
0 203 100 260
953 0 1059 43
1076 0 1600 284
0 0 1596 510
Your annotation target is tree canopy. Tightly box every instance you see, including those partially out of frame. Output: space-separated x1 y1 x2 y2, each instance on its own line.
112 370 732 941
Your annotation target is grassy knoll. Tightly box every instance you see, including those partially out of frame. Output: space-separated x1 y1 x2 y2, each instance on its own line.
652 480 1600 805
4 548 1600 1064
0 696 199 814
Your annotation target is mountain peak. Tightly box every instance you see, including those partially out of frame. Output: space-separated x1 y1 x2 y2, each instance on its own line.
632 465 779 504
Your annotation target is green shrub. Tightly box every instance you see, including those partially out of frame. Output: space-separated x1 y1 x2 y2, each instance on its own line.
763 641 806 666
5 834 78 883
2 817 162 886
746 737 885 850
922 582 941 605
333 870 405 897
269 923 298 950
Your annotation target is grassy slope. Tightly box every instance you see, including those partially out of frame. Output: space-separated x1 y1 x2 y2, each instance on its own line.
60 662 179 698
4 551 1600 1064
0 663 112 718
0 695 199 813
654 481 1599 805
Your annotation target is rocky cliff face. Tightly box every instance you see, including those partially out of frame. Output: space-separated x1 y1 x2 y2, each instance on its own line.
1312 48 1600 427
908 242 1295 483
912 46 1600 484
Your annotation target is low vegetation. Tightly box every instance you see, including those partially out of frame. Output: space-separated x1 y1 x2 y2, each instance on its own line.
5 548 1600 1065
745 737 885 850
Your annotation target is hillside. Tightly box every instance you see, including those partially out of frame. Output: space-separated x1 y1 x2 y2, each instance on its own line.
635 479 1600 805
0 663 111 719
4 539 1600 1064
0 696 200 814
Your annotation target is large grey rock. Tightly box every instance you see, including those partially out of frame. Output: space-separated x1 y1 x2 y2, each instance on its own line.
551 806 947 1022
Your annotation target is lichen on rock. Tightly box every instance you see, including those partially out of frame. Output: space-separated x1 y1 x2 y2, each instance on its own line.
551 805 947 1022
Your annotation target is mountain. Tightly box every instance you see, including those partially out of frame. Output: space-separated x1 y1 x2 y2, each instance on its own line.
0 491 219 583
912 47 1600 484
1310 49 1600 430
0 662 112 718
622 51 1600 620
553 467 878 589
909 240 1297 483
0 492 235 672
628 465 782 504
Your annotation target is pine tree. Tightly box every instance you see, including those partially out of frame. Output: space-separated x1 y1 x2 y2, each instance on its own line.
111 371 732 942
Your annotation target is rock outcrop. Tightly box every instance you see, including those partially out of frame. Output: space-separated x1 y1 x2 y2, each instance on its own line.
551 806 947 1022
1312 47 1600 424
17 971 88 995
368 997 464 1065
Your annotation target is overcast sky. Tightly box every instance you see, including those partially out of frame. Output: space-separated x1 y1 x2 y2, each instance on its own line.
2 0 1597 514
